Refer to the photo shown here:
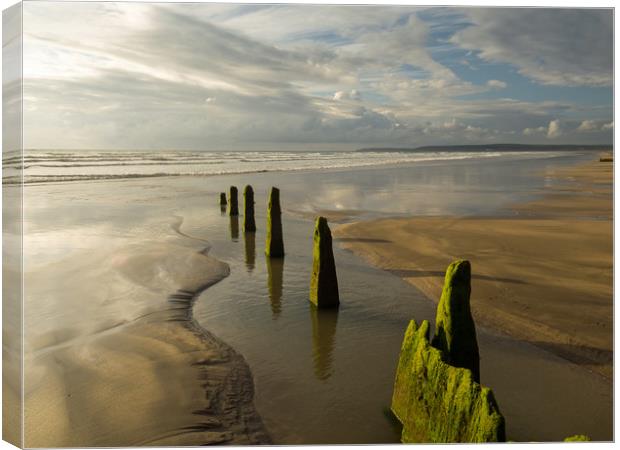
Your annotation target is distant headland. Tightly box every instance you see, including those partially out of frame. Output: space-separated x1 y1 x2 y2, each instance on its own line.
356 144 612 153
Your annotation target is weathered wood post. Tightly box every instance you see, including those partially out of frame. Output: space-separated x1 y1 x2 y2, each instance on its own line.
431 259 480 382
265 187 284 257
220 192 227 206
243 185 256 232
309 216 339 308
391 319 505 443
229 186 239 216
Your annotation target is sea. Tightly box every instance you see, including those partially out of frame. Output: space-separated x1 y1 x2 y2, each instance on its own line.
2 148 584 184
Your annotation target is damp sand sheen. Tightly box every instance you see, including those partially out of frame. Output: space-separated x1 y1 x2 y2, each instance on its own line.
5 150 612 445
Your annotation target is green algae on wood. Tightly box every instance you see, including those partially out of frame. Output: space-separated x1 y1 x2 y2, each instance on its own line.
265 187 284 257
309 216 339 308
243 185 256 232
564 435 591 442
431 259 480 383
229 186 239 216
220 192 227 206
392 319 505 443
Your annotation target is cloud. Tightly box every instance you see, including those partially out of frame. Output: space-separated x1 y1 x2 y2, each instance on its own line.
333 89 361 101
3 5 22 152
413 119 507 142
486 79 507 89
547 120 562 138
523 126 546 136
577 120 614 133
523 120 564 139
577 120 598 132
451 9 612 86
20 3 613 149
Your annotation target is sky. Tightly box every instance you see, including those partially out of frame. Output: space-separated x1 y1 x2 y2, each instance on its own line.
12 2 615 150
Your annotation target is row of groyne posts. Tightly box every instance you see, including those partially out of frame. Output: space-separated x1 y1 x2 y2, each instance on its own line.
219 187 589 444
221 186 339 308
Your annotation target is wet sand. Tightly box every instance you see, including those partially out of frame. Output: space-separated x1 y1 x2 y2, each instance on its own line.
21 188 269 446
334 155 613 379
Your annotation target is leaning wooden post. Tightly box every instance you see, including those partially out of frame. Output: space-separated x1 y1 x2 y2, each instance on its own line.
244 185 256 232
265 187 284 257
309 216 339 308
229 186 239 216
431 259 480 382
220 192 227 206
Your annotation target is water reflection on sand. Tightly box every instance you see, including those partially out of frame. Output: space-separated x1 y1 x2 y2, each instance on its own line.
310 307 339 381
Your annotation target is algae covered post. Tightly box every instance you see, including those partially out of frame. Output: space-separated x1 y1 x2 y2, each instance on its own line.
229 186 239 216
391 320 505 443
244 185 256 232
265 187 284 257
431 259 480 382
309 216 339 308
220 192 227 206
390 259 504 443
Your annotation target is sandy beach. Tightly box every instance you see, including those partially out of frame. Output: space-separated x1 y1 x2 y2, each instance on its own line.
20 186 270 447
334 154 613 379
11 150 613 445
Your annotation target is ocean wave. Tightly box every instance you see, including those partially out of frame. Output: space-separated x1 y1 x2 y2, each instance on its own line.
2 150 571 185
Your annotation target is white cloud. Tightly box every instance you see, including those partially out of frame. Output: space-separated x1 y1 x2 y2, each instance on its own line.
523 126 546 136
523 121 564 139
547 119 562 138
451 9 612 86
333 89 361 101
486 80 507 89
577 120 598 132
577 120 614 133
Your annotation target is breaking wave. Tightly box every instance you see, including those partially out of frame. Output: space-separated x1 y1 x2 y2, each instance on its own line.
2 149 569 184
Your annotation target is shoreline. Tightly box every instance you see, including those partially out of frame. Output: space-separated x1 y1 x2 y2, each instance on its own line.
333 153 613 379
6 149 595 186
145 245 271 446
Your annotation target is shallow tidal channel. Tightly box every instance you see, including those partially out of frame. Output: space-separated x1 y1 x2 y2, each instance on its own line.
185 159 611 443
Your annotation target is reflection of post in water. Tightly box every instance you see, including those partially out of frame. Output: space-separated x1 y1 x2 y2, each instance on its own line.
220 204 227 215
230 215 239 241
244 232 256 272
266 256 284 317
310 306 339 381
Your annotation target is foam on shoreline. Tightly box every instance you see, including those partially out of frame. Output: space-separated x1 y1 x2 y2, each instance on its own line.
3 149 577 184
